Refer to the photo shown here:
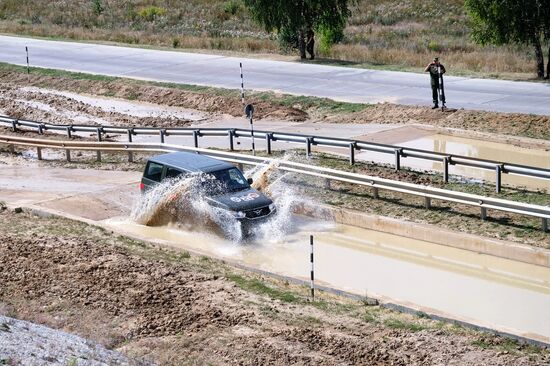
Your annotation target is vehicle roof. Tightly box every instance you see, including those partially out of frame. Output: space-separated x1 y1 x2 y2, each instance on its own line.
148 152 234 173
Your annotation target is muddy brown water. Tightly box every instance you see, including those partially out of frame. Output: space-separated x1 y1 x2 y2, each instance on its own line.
356 133 550 190
103 215 550 344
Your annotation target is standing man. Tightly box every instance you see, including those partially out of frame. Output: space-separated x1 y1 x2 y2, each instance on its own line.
424 57 446 109
306 28 315 60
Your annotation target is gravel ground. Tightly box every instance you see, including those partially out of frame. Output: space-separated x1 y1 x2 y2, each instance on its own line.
0 315 132 366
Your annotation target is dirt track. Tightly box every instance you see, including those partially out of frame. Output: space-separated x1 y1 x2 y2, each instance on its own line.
1 209 548 365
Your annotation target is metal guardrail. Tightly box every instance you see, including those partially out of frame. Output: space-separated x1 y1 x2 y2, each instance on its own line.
2 116 550 193
1 134 548 232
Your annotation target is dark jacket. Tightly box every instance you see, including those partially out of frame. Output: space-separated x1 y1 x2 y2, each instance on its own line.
425 62 446 86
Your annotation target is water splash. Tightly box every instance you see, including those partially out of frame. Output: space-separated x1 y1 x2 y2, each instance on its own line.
131 158 313 242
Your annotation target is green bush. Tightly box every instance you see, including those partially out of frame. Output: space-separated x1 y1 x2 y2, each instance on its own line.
138 6 166 21
428 40 442 52
92 0 104 16
318 24 345 53
223 0 241 15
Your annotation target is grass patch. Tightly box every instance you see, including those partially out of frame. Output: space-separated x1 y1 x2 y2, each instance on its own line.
270 94 372 114
383 317 426 332
226 274 299 303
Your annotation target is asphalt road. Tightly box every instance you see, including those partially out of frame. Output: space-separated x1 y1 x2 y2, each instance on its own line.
1 35 549 115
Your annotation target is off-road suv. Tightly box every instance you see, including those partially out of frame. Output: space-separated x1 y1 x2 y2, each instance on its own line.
140 152 276 227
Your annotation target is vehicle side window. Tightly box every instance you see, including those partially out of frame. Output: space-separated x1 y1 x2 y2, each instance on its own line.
165 168 184 180
145 162 163 182
228 168 246 185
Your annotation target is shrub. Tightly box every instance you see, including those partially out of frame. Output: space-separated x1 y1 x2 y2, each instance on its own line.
428 40 442 52
138 6 166 22
172 37 180 48
223 0 241 15
92 0 104 16
318 23 345 54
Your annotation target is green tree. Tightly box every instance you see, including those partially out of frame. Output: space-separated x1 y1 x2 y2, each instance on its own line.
243 0 350 59
465 0 550 79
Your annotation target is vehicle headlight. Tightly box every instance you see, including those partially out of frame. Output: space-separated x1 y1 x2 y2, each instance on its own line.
232 211 246 219
269 203 276 212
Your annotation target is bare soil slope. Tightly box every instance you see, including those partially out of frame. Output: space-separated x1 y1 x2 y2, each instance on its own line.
1 210 548 365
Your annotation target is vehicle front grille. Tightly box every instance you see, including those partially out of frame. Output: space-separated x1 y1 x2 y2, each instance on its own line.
244 206 270 219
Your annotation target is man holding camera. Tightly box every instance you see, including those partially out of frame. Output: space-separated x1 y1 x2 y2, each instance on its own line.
424 57 446 109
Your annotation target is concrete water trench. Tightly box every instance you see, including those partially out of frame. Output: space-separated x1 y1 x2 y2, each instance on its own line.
102 215 550 345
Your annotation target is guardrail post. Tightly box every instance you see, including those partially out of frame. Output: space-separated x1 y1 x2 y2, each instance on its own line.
160 129 166 143
266 133 273 155
324 179 331 190
38 124 44 135
443 156 449 183
372 187 379 199
228 129 234 151
306 137 313 158
11 120 17 132
96 127 102 162
495 165 502 193
66 149 71 162
424 197 431 209
481 207 487 220
543 218 549 233
193 130 199 148
394 148 402 171
36 147 42 160
66 126 72 139
127 129 134 163
349 142 355 165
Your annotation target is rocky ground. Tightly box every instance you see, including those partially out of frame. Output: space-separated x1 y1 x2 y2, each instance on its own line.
1 209 549 366
0 315 131 366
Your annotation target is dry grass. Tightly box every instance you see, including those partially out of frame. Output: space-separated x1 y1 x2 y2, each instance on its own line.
0 0 547 78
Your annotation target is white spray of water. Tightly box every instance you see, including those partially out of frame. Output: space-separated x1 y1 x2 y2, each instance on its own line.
131 157 314 243
131 174 243 240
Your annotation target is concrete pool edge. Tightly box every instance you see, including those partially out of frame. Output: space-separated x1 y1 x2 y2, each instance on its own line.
405 123 550 151
294 203 550 268
16 204 550 348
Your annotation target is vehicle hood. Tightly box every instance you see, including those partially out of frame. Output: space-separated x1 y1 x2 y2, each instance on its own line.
207 188 273 211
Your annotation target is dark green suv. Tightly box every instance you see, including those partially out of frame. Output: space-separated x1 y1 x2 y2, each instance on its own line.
140 152 276 224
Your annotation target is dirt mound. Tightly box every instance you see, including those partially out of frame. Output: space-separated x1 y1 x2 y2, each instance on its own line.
0 233 251 338
343 103 550 141
0 84 193 128
0 70 308 123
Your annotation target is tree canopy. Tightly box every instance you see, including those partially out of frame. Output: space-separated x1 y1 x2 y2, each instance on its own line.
465 0 550 78
243 0 350 58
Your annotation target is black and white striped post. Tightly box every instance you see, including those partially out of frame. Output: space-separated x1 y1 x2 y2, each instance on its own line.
25 46 30 74
310 235 315 301
239 62 245 105
245 104 256 156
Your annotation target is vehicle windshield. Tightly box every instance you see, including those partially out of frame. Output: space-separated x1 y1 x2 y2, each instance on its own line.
201 168 250 195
